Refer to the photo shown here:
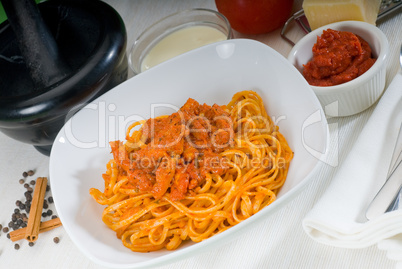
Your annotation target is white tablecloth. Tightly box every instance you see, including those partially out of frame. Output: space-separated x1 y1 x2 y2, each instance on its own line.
0 0 401 268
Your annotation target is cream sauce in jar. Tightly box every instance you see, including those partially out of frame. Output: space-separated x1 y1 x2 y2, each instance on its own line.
141 25 227 72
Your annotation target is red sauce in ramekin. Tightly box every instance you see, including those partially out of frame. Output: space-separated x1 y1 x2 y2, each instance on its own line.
303 29 376 87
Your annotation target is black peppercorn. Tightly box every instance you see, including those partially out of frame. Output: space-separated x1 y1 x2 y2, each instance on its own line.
14 243 20 250
43 203 49 209
53 237 60 244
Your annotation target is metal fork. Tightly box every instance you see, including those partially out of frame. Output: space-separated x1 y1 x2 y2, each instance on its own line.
385 148 402 212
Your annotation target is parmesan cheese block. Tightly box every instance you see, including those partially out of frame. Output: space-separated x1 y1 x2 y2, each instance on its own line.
302 0 382 30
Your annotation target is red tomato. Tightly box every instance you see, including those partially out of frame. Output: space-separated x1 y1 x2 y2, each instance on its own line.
215 0 294 35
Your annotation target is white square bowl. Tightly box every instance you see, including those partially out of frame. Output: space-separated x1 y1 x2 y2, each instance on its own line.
49 39 329 268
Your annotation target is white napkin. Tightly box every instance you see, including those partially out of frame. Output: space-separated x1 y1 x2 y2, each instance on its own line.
303 72 402 250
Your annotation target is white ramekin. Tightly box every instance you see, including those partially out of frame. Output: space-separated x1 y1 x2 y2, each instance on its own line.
288 21 389 117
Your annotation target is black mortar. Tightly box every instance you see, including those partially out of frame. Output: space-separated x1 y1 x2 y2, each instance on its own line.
0 0 128 155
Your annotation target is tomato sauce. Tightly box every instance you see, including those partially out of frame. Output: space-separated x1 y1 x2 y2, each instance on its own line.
303 29 376 87
111 98 233 201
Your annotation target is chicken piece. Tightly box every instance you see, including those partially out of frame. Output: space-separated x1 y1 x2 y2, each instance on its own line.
128 169 154 192
170 169 190 201
110 141 130 171
151 158 176 199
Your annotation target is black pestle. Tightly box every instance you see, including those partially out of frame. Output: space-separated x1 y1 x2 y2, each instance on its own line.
2 0 72 89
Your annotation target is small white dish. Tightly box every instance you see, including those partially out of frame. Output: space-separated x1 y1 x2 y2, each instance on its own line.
288 21 389 117
49 39 328 268
128 8 232 75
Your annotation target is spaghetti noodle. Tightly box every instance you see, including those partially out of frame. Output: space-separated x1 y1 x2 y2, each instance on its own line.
90 90 293 252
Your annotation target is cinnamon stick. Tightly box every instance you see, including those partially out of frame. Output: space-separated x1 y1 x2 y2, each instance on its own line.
10 218 62 242
25 177 48 242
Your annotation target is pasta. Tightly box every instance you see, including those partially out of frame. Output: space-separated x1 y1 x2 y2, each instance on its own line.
89 90 293 252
